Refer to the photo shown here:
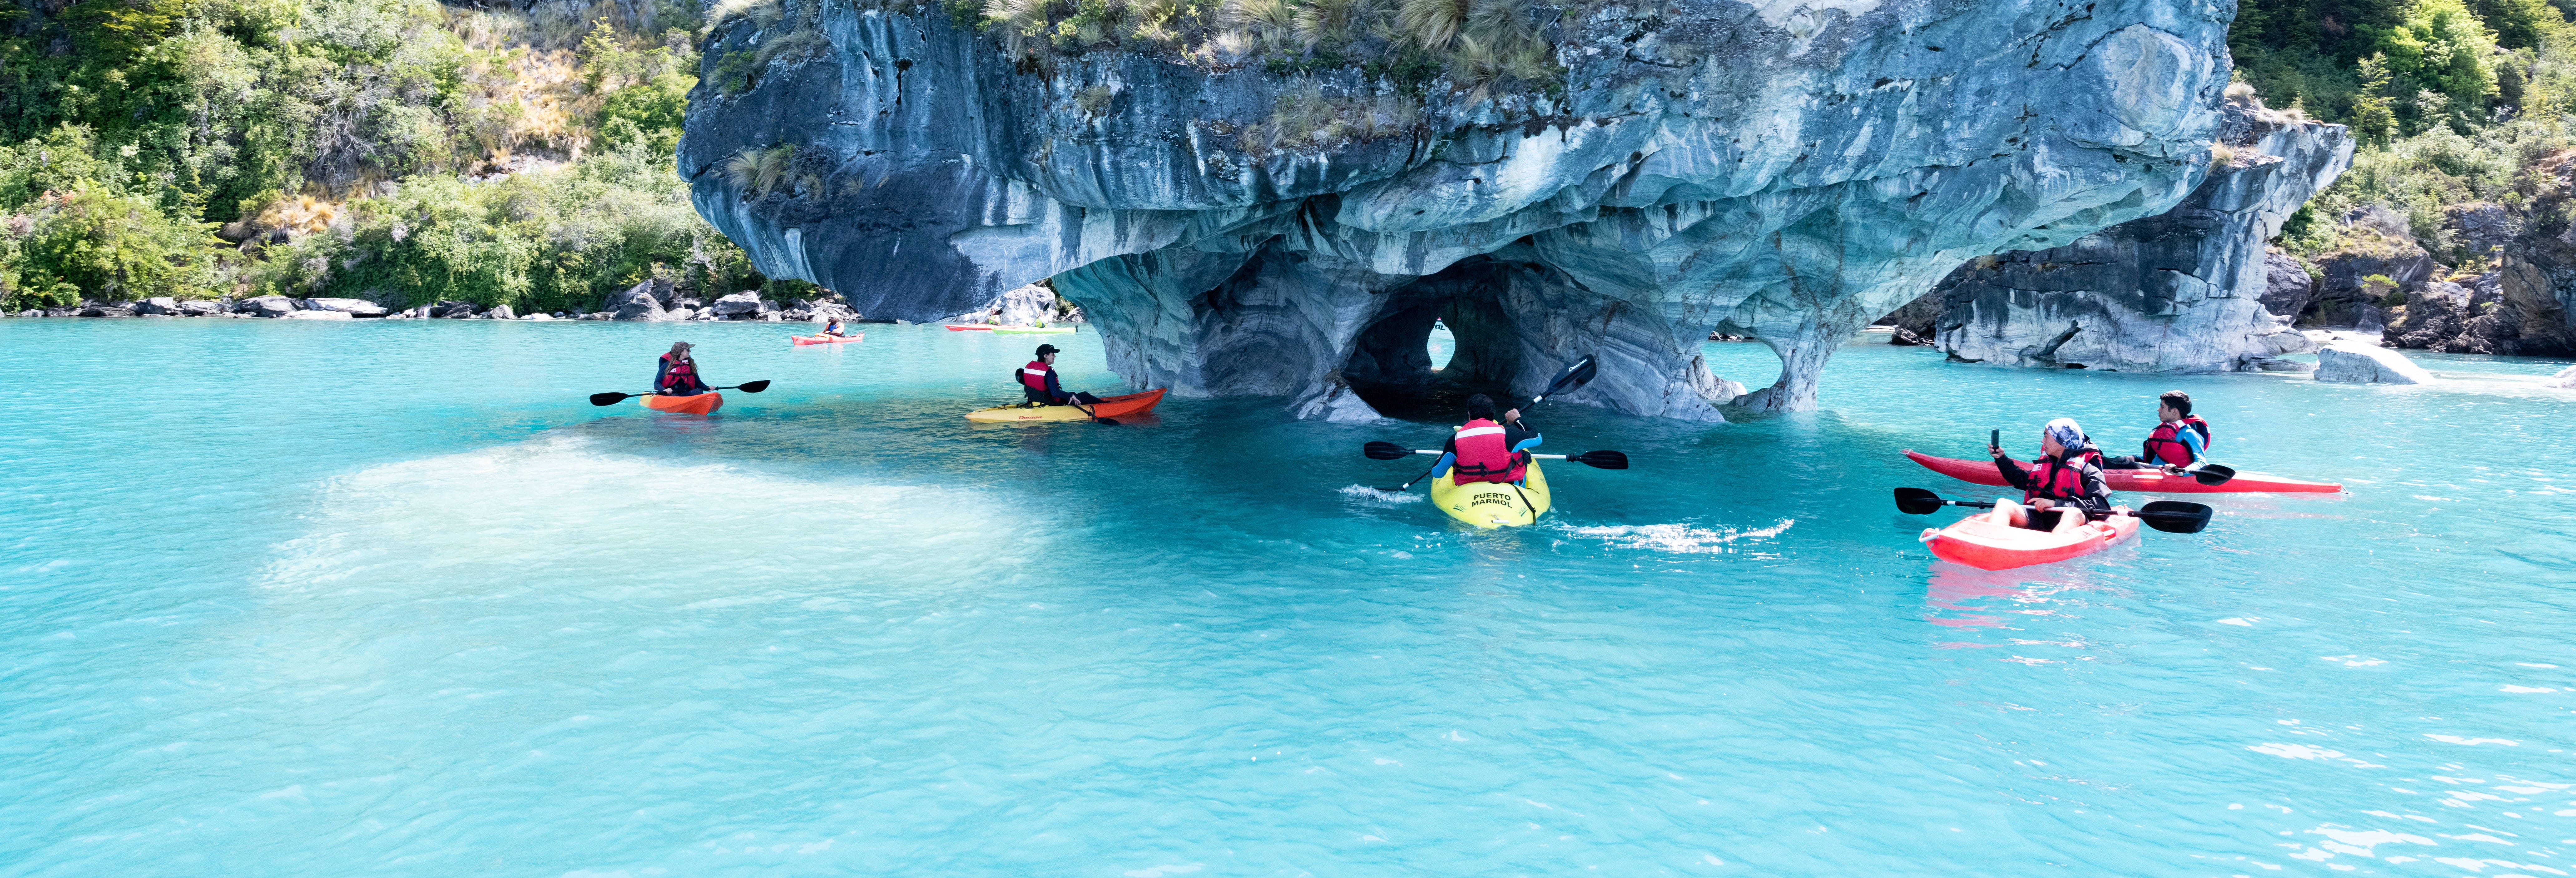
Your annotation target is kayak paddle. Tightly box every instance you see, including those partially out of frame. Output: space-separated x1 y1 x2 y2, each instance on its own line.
590 380 770 406
1892 488 2213 534
1069 398 1120 426
1365 442 1628 469
2183 463 2237 486
1524 355 1598 407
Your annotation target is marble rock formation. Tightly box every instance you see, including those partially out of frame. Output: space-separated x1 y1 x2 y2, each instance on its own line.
2257 252 2315 317
681 0 2231 419
2314 340 2433 385
952 283 1066 327
1922 96 2352 371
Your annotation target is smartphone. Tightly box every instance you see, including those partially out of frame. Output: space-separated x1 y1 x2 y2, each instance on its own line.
1989 429 2000 451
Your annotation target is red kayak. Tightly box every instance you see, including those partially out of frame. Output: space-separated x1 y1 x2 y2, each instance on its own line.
944 324 994 331
1921 510 2141 570
1904 450 2341 494
640 392 722 415
791 332 863 345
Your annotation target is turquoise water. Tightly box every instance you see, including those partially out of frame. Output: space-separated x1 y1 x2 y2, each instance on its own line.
5 318 2574 876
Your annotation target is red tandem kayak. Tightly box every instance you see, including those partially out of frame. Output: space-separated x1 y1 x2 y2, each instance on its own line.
1903 450 2342 494
944 324 995 331
1920 509 2141 570
790 333 863 345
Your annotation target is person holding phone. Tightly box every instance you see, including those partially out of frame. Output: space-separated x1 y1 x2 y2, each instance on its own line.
1986 419 2129 531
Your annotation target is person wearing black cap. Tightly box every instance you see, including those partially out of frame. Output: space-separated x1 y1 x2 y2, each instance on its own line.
1017 344 1102 406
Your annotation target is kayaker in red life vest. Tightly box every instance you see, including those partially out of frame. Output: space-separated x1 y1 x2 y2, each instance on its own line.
1987 417 2129 531
2102 390 2211 474
655 342 712 396
1431 393 1541 485
1018 344 1103 406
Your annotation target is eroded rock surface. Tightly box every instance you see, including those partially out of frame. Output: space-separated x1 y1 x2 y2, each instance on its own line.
1925 97 2351 371
682 0 2231 418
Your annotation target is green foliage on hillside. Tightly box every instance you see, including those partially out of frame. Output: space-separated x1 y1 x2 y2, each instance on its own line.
2235 0 2576 268
0 0 774 311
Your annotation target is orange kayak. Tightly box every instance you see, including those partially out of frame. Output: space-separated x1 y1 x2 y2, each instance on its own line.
964 388 1166 422
791 333 862 345
1920 511 2140 570
640 392 723 414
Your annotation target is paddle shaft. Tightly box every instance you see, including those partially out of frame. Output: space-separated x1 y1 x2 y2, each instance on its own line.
1920 496 2202 526
595 382 764 405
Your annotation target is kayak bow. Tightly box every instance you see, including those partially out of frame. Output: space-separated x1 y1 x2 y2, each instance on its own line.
640 392 723 415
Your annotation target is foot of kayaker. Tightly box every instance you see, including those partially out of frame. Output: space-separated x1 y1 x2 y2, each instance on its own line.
1017 344 1102 406
1988 417 2129 529
656 342 711 396
1429 394 1541 486
2101 390 2211 476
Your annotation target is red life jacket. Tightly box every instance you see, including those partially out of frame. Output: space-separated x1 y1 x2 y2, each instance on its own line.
658 354 704 392
2141 415 2211 467
1451 418 1528 485
2022 453 2095 504
1018 360 1054 398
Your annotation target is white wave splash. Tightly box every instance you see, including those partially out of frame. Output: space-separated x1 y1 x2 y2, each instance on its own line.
1339 484 1425 506
1558 519 1795 554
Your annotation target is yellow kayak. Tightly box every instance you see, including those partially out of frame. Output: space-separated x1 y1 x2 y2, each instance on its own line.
1429 460 1551 528
963 389 1165 422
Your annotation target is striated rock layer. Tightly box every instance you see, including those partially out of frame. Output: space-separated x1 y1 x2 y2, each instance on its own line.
1921 98 2352 371
681 0 2232 419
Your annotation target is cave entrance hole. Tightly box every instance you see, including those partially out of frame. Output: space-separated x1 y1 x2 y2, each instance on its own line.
1343 258 1529 422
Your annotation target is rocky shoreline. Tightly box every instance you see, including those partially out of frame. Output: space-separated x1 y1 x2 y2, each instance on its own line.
4 280 873 324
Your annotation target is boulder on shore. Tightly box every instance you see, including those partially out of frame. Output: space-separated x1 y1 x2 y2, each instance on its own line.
302 297 389 317
435 300 478 319
486 304 515 320
2315 341 2434 384
136 297 182 316
177 300 221 316
280 309 354 320
607 281 665 320
710 291 765 316
242 295 301 317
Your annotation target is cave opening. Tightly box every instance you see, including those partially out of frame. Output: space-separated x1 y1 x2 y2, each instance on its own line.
1342 258 1530 422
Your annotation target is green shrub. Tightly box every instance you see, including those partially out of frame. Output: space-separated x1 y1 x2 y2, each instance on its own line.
7 187 223 307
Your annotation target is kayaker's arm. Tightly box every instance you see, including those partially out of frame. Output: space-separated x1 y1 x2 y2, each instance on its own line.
1991 453 2036 491
1044 368 1070 403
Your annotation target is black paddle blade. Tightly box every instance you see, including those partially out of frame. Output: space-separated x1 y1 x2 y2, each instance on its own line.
1569 450 1628 470
1364 441 1414 460
1894 487 1947 515
2136 500 2214 534
1539 355 1599 398
589 392 632 406
2191 463 2236 486
737 380 771 393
